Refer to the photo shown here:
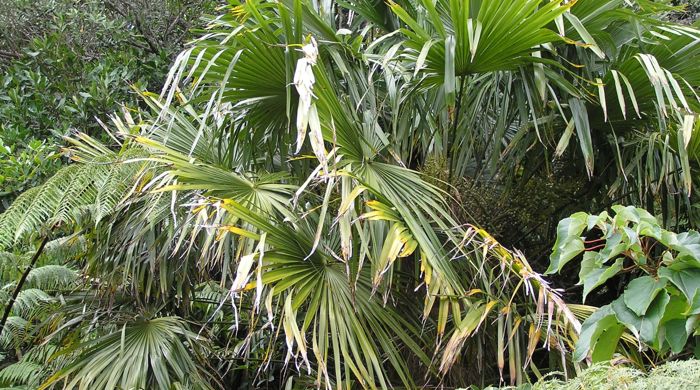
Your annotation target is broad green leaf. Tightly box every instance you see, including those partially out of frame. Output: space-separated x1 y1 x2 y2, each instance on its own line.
547 212 588 274
611 205 658 226
591 322 624 363
668 231 700 259
664 319 689 353
574 305 618 362
659 264 700 303
623 276 667 316
597 232 626 262
688 290 700 315
587 211 610 231
659 293 691 352
580 255 624 302
613 292 670 344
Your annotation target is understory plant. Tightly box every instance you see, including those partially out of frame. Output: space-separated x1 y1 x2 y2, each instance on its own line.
530 359 700 390
548 206 700 363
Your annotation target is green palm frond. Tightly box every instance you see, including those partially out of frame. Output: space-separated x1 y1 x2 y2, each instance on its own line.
88 1 586 386
390 0 571 77
0 0 697 388
216 197 433 388
41 317 214 390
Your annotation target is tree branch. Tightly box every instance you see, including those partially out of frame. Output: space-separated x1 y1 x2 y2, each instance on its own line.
0 49 20 61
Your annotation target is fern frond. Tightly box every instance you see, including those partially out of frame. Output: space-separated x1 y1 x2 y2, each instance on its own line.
9 289 53 319
0 252 26 282
22 344 59 365
44 164 99 231
42 235 87 262
26 265 78 291
0 361 44 388
0 188 41 250
0 316 28 348
92 149 146 224
0 136 147 251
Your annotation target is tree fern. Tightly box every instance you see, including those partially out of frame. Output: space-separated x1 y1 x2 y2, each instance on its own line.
22 344 59 366
0 135 146 251
0 317 27 349
0 361 43 388
0 188 41 250
0 345 62 389
25 265 78 291
0 253 24 282
7 289 53 320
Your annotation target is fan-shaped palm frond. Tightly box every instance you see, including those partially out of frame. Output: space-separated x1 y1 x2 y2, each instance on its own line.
41 317 214 390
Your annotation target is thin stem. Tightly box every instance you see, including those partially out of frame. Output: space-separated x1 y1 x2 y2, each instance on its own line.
0 236 50 333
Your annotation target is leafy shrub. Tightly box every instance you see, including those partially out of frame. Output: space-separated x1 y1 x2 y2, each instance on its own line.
0 1 173 142
0 139 61 210
671 0 700 23
548 206 700 362
0 0 214 206
531 359 700 390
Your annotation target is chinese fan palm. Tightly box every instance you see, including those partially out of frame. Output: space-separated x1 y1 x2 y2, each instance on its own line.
0 0 698 389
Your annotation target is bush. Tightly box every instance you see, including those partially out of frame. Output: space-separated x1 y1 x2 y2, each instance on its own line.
0 0 214 206
531 359 700 390
0 139 61 210
547 206 700 362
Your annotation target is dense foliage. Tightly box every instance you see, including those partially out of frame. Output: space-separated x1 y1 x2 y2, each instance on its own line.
528 359 700 390
0 0 698 389
548 206 700 364
0 0 213 206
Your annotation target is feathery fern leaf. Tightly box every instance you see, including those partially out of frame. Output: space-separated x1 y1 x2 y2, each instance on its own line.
0 361 43 388
25 265 78 291
0 136 146 251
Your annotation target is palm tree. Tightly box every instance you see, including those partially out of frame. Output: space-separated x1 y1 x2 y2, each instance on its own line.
0 0 697 388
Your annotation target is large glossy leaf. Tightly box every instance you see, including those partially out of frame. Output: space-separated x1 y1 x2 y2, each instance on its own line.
574 305 620 362
612 293 670 344
659 263 700 303
623 276 667 316
580 253 624 302
547 212 588 274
